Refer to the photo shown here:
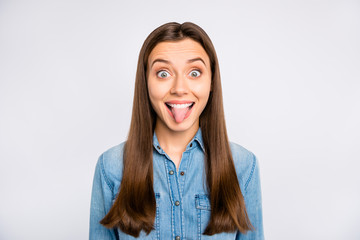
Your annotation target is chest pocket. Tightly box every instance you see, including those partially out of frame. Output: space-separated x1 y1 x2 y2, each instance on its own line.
194 194 237 240
195 194 211 239
115 193 160 240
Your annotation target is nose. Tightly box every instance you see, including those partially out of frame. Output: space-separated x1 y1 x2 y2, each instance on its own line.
170 75 189 96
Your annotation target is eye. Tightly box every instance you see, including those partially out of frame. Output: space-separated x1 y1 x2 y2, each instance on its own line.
157 70 170 78
189 70 201 78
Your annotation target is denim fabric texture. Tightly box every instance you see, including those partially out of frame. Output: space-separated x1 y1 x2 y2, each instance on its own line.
90 128 264 240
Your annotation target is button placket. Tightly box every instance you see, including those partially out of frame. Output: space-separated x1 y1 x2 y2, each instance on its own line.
176 151 191 239
177 152 190 197
164 157 182 239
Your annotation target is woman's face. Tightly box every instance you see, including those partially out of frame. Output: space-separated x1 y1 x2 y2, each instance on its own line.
147 38 212 134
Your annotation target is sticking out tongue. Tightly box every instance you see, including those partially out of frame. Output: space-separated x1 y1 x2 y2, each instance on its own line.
171 107 190 123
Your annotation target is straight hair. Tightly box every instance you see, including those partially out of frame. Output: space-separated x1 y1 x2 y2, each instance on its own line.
100 22 253 237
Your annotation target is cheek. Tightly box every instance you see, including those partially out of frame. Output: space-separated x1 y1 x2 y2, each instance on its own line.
147 81 157 109
147 80 169 107
191 80 211 101
148 80 159 99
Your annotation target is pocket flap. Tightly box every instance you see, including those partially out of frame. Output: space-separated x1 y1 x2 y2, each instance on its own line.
195 194 211 210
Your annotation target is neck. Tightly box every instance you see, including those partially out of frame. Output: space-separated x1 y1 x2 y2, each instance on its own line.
154 120 199 154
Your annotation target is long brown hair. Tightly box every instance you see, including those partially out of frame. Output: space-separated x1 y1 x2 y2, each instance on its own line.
100 22 253 237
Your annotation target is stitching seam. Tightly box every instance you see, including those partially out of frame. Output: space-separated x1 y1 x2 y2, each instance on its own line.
99 154 114 192
244 153 256 192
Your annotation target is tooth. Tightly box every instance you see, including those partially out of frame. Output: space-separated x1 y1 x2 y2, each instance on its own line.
167 103 193 108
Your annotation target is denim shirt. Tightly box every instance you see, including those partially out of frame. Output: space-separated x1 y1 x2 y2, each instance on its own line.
90 128 264 240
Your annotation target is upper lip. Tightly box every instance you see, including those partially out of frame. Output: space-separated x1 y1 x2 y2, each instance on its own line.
165 100 194 104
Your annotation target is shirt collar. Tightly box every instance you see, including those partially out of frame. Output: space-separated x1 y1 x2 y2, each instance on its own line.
152 127 205 154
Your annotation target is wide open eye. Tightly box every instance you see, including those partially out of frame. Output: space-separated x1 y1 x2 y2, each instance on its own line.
189 70 201 78
157 70 170 78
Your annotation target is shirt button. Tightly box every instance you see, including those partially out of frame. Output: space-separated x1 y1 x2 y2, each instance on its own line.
175 236 180 240
190 143 193 147
157 145 160 150
180 171 185 176
169 170 174 175
175 201 180 206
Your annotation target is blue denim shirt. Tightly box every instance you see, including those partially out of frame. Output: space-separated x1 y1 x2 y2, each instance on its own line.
90 128 264 240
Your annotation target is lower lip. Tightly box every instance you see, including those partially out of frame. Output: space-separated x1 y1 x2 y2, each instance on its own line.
165 103 194 122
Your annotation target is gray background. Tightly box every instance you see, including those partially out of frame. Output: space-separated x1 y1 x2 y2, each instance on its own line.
0 0 359 239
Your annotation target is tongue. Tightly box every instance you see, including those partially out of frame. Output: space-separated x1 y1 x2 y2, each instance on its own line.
171 107 190 123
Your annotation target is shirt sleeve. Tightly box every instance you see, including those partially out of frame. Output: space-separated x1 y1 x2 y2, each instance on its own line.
236 154 265 240
89 154 118 240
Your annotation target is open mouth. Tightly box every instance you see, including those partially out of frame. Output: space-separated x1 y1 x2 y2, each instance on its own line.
164 102 195 123
165 102 195 110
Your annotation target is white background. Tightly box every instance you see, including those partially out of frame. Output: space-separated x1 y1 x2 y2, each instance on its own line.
0 0 359 239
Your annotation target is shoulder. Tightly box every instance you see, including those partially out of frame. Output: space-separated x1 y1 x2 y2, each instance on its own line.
229 142 259 193
96 141 126 191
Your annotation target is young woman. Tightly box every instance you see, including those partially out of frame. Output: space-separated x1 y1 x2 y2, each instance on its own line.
90 22 264 240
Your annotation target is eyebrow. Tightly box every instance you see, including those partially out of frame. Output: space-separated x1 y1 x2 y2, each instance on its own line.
150 57 207 68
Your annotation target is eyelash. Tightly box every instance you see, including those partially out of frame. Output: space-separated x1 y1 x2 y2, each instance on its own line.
156 69 202 78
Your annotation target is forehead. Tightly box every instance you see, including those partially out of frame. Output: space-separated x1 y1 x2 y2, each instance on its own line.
148 38 210 66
